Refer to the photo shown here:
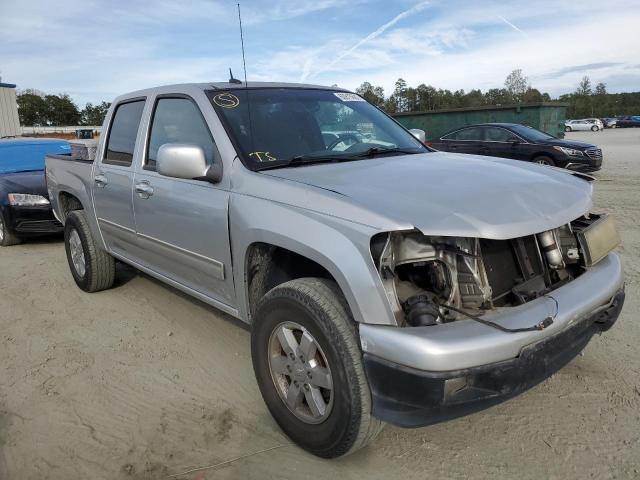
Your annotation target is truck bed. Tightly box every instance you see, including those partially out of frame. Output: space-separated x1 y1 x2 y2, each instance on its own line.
45 153 95 226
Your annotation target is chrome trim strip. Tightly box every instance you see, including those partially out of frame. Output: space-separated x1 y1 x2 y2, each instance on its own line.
97 217 136 234
109 251 240 319
136 232 225 280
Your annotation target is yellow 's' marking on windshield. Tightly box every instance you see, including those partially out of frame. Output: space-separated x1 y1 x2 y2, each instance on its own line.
249 151 277 162
213 93 240 108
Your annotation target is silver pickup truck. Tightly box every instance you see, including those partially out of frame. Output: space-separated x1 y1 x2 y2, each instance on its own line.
46 82 625 458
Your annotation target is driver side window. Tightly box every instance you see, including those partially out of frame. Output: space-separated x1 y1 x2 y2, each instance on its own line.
146 97 217 170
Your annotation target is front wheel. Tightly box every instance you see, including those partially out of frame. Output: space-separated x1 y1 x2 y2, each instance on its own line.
591 125 599 131
64 210 115 292
251 278 383 458
0 211 21 246
534 156 556 166
565 126 572 132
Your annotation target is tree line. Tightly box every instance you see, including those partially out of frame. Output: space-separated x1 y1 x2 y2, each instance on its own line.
16 89 110 127
357 70 639 119
14 70 640 126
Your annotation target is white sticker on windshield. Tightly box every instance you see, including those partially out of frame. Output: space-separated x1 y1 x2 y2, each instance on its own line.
334 92 365 102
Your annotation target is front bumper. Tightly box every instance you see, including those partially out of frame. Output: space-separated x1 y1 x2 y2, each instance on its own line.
4 205 63 235
359 252 625 427
564 162 601 173
363 288 624 427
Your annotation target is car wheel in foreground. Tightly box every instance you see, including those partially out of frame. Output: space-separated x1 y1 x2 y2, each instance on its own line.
534 156 556 166
0 211 21 246
64 210 115 292
565 126 572 132
251 278 383 458
591 125 599 131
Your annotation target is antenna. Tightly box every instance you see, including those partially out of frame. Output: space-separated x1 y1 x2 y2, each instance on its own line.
238 3 248 86
228 68 241 84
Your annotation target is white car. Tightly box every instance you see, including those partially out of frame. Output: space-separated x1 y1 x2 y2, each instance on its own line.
565 119 603 132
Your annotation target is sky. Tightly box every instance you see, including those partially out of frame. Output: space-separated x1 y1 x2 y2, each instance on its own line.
1 0 639 107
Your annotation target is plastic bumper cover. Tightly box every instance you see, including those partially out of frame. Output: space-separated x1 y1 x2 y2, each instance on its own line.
7 205 63 235
360 253 624 372
364 287 624 427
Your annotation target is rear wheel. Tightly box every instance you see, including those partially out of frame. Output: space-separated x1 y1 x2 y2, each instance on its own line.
565 126 572 132
534 156 556 166
591 125 599 131
251 278 383 458
64 210 115 292
0 211 21 246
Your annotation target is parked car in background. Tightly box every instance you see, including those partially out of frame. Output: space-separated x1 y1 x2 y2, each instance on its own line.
565 119 602 132
0 138 70 246
585 118 605 130
603 118 617 128
616 116 640 128
430 123 602 171
46 82 624 457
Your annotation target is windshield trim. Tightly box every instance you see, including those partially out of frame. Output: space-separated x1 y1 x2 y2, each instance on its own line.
206 87 429 172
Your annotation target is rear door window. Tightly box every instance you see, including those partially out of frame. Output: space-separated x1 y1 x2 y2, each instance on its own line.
104 100 145 166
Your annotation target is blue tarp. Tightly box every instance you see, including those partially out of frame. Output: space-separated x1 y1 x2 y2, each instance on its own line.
0 139 71 174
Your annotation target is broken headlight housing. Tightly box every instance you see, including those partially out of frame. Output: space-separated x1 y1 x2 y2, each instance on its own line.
371 214 620 327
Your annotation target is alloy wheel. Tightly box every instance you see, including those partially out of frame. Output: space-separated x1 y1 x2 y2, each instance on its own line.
268 321 334 424
0 216 4 242
68 228 86 278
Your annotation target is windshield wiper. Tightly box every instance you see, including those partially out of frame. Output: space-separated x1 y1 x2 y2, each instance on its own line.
258 147 424 171
343 147 424 158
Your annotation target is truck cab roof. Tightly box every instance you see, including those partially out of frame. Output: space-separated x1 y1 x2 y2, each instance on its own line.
113 81 350 103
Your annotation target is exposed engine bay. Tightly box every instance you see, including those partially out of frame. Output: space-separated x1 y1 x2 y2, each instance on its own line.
371 213 619 328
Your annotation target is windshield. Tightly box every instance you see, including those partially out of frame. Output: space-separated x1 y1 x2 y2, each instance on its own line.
208 88 426 170
509 124 555 142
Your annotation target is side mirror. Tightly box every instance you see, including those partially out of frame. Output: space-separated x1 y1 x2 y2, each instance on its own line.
409 128 426 143
157 143 222 183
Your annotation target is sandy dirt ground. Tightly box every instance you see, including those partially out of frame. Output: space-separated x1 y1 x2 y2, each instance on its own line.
0 129 639 480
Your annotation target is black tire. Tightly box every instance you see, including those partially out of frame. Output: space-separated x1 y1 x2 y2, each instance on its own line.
64 210 115 292
534 156 556 166
0 210 21 246
251 278 383 458
565 126 572 132
591 125 598 131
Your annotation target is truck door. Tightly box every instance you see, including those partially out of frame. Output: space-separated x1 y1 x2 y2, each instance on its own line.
93 99 146 259
131 95 235 308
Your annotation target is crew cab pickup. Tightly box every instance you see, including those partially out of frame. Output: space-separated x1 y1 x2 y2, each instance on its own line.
46 82 625 458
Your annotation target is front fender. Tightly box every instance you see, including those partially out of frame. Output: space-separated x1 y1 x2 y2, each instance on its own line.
229 193 397 326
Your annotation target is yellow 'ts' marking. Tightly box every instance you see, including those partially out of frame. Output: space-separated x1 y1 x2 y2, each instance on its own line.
249 151 277 162
213 93 240 108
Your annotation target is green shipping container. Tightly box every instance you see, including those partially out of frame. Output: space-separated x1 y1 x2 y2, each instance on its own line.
393 102 568 141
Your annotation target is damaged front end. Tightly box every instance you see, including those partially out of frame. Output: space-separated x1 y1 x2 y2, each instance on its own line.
372 213 621 329
362 213 625 428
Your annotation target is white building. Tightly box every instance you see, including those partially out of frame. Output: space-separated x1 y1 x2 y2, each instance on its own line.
0 82 21 138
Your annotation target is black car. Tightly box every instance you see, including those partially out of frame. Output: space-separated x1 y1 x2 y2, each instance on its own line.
0 138 70 246
616 116 640 128
430 123 602 172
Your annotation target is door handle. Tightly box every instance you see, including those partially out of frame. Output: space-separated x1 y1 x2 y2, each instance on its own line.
94 173 108 187
135 181 154 198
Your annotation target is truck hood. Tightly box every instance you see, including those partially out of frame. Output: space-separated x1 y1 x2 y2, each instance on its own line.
261 153 593 239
